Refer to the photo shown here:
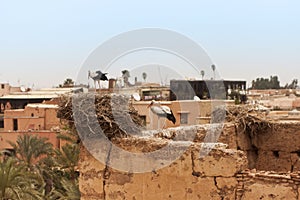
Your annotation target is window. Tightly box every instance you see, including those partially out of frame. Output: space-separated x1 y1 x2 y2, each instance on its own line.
13 119 18 131
1 84 4 89
180 113 188 124
0 117 4 128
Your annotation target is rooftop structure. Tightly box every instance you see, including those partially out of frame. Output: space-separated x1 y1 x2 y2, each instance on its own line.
132 99 235 129
248 89 300 110
170 79 247 101
0 86 86 111
3 102 60 132
0 100 62 151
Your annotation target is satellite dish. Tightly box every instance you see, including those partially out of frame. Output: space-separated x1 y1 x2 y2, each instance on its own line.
20 86 26 92
132 93 141 101
193 96 201 101
227 88 232 95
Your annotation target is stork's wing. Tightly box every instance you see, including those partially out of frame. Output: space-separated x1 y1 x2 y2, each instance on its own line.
96 70 108 75
160 106 172 114
151 106 167 115
88 71 98 79
100 74 108 81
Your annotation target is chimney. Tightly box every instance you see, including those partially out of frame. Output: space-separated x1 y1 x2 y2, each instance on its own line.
109 79 116 89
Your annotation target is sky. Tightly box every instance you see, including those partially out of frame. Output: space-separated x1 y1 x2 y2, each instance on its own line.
0 0 299 88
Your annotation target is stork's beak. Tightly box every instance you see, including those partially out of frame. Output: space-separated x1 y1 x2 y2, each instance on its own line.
147 101 153 108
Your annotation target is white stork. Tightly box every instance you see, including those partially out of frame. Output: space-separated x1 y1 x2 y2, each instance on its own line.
88 70 108 90
147 100 176 129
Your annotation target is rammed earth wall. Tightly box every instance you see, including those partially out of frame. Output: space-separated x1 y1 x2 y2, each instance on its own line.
78 122 300 200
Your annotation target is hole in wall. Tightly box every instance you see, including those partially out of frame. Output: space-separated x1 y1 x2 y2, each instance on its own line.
273 151 279 158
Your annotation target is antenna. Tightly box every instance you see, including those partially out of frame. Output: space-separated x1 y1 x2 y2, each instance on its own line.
157 65 163 85
164 74 169 86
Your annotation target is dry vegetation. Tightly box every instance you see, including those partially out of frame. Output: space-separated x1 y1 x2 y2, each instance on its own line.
57 94 144 140
212 105 272 136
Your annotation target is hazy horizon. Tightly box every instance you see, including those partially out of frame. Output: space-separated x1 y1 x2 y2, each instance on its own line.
1 1 299 89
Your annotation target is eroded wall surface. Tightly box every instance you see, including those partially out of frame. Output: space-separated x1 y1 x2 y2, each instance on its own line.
79 122 300 200
79 141 247 200
237 121 300 172
237 170 300 199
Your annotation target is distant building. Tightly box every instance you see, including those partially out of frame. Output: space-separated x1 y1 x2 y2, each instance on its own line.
0 83 22 97
170 80 247 101
111 82 170 101
3 103 60 132
0 86 85 136
0 101 61 151
132 99 235 129
0 87 85 111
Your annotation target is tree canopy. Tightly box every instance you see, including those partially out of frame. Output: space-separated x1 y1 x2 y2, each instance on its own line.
251 76 298 90
284 79 298 89
2 133 80 199
59 78 74 88
251 76 280 89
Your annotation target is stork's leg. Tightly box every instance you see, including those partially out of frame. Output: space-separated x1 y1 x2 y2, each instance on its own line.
158 116 161 130
148 110 153 130
161 118 166 129
98 80 101 89
94 80 97 92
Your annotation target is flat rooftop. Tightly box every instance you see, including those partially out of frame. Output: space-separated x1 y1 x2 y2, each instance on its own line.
26 104 59 109
0 87 84 99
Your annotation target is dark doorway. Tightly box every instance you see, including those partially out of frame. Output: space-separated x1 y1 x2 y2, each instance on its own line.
13 119 18 131
0 115 4 129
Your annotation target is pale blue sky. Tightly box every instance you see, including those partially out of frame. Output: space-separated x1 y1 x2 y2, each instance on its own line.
0 1 299 88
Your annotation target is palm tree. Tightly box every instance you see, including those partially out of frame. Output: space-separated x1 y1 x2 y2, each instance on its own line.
54 143 79 181
55 125 80 181
8 134 55 198
63 178 80 200
6 134 81 199
200 70 205 80
63 78 74 87
53 125 80 199
56 124 80 144
211 64 216 80
9 134 53 168
142 72 147 82
59 78 74 88
42 177 80 200
0 157 43 199
121 70 130 87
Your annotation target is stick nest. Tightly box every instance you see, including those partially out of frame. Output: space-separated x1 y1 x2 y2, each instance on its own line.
57 93 144 140
211 105 272 136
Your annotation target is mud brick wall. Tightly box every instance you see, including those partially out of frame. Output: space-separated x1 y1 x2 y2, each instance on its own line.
236 170 300 199
79 141 247 200
78 122 300 200
237 121 300 172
